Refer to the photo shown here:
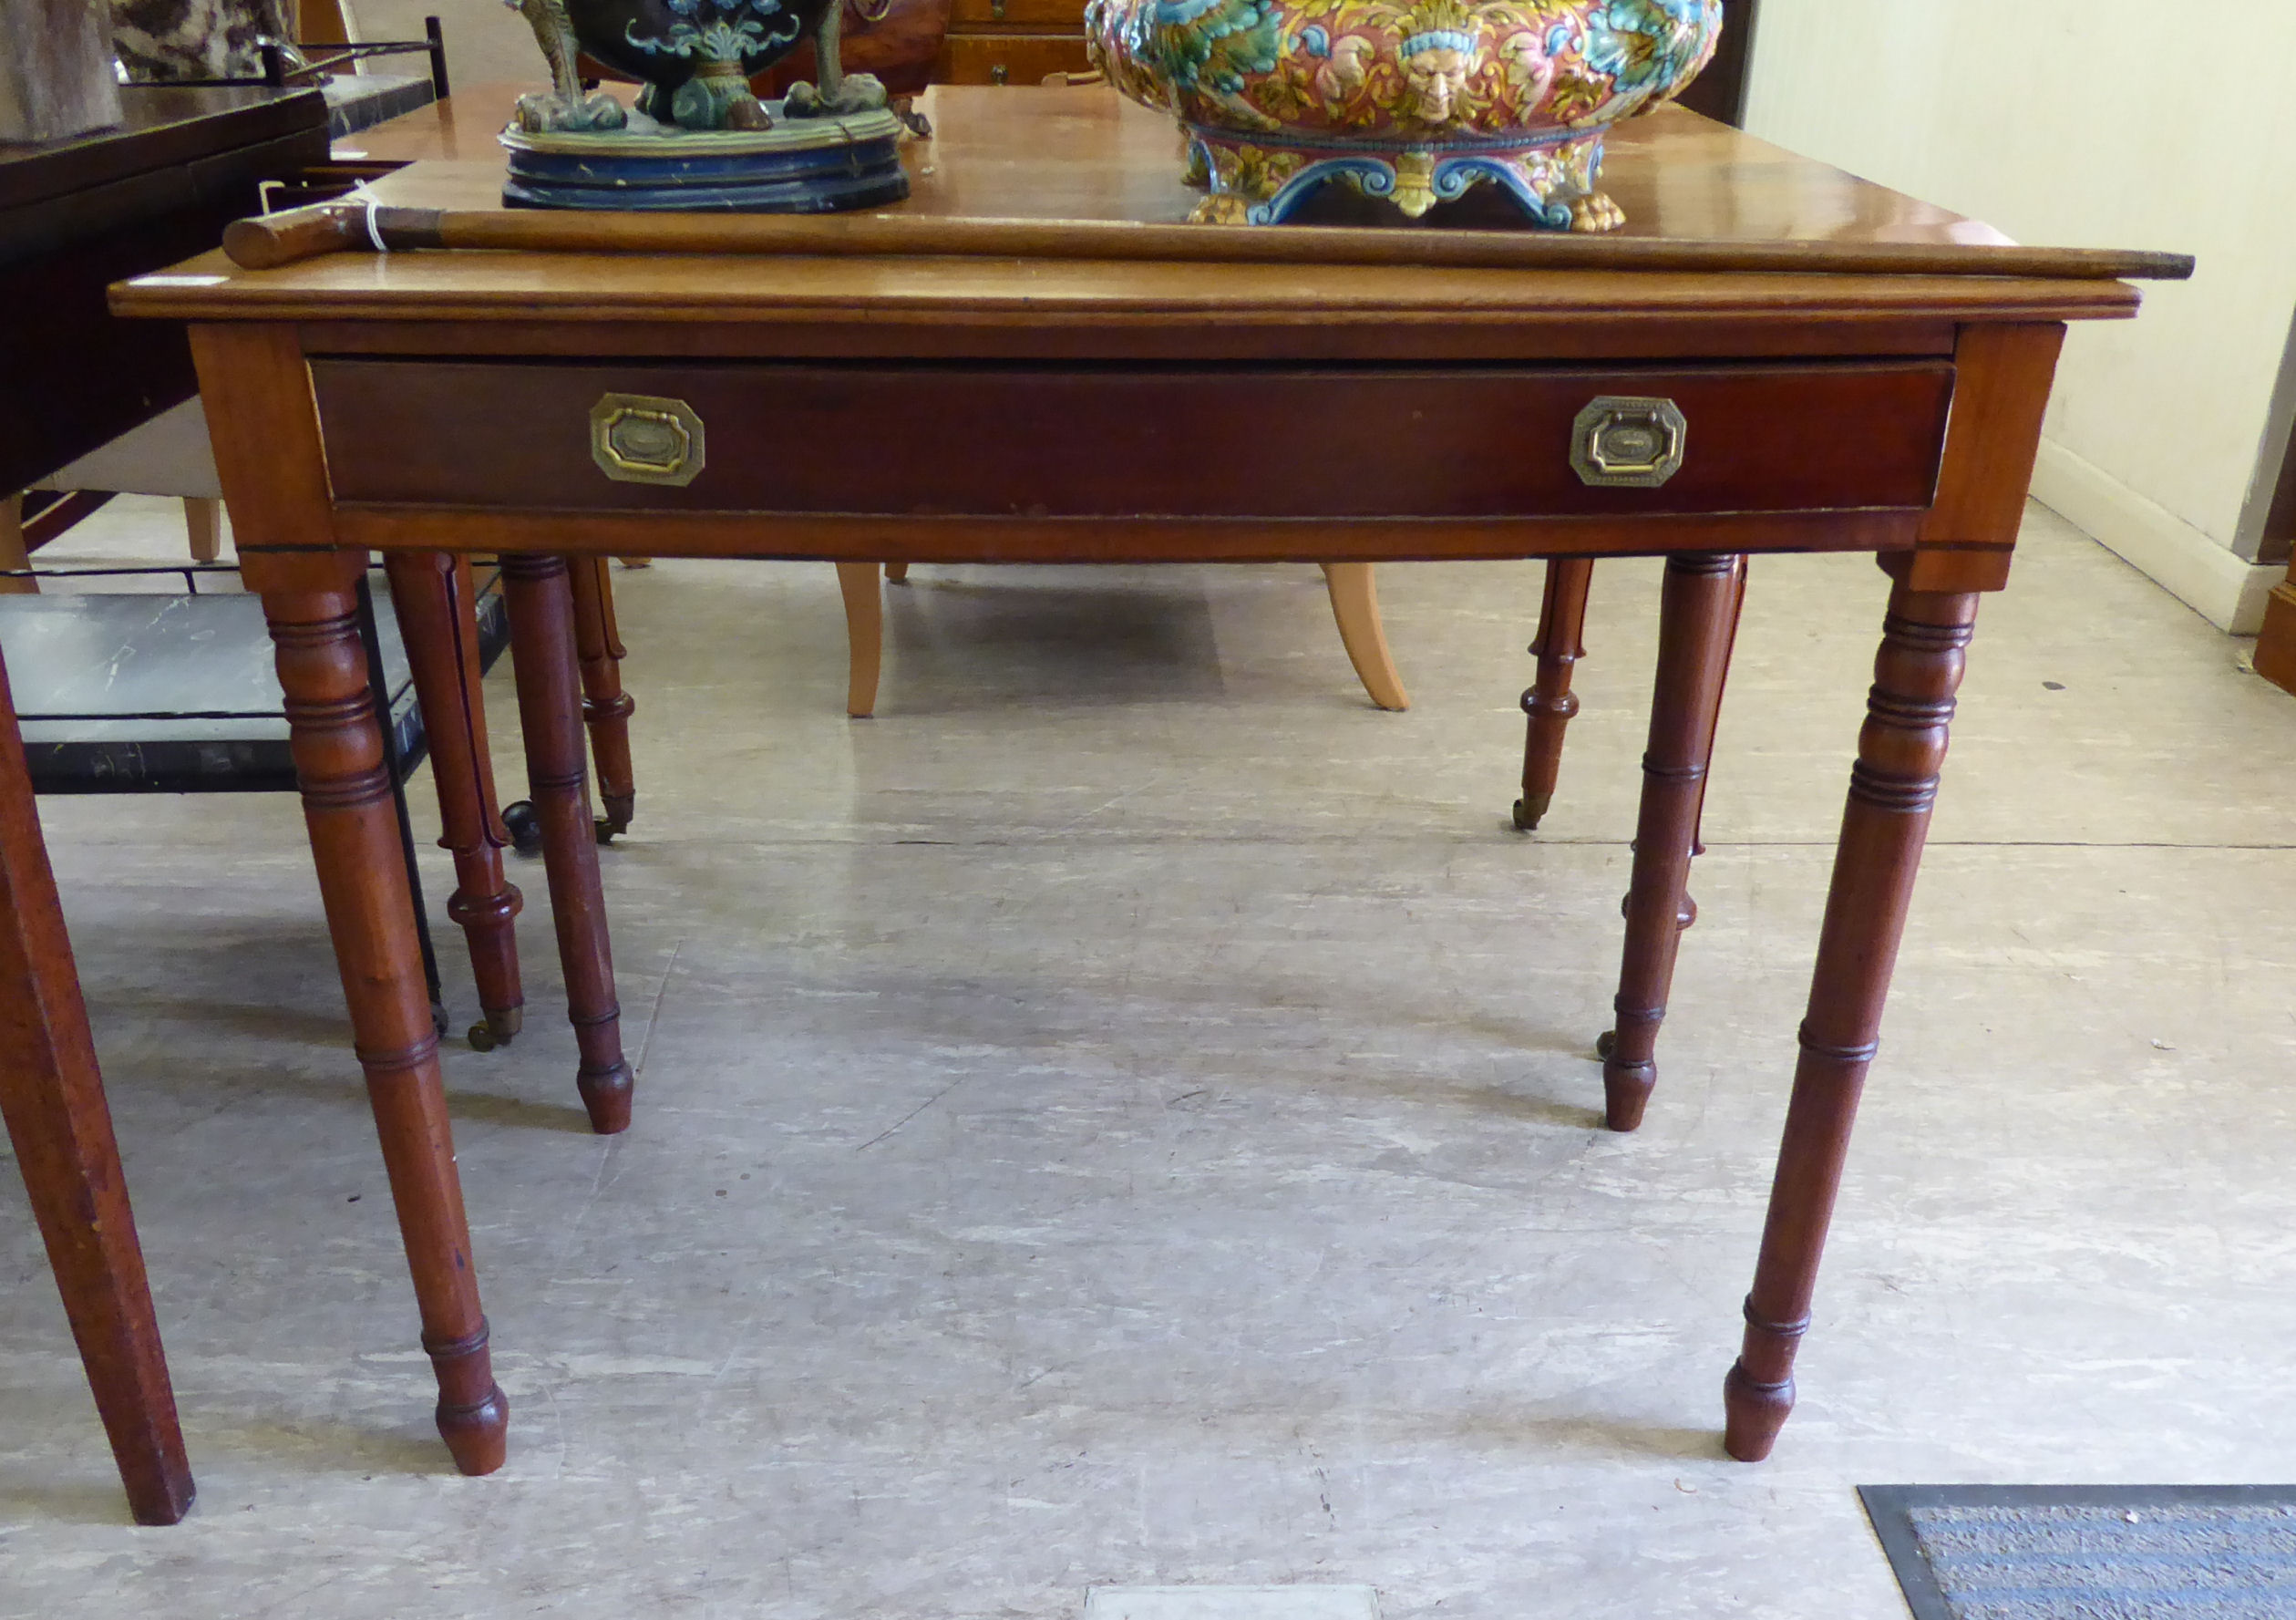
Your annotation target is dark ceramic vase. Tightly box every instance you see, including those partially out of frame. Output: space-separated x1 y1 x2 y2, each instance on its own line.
568 0 840 125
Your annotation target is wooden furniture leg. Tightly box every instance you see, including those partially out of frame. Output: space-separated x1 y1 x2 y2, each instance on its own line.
1320 562 1409 711
884 561 909 583
837 560 884 717
499 554 633 1135
1514 557 1593 831
0 648 195 1526
383 552 526 1051
184 496 221 563
568 556 637 839
1689 558 1750 858
259 573 508 1474
1724 573 1980 1461
1600 552 1740 1132
1 492 35 595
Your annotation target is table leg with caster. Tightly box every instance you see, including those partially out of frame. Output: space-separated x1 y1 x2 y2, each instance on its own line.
385 552 525 1052
1600 552 1740 1132
1515 557 1593 832
500 554 633 1135
1725 572 1980 1461
568 556 635 841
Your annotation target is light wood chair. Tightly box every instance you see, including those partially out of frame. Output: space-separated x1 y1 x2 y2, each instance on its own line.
827 65 1410 720
835 560 1410 717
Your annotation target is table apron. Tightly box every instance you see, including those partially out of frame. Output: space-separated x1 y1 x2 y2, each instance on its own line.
322 506 1928 564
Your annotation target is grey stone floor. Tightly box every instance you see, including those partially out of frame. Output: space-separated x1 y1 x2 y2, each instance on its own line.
4 501 2295 1617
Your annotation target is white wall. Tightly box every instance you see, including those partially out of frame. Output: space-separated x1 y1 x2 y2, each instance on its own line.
1743 0 2296 629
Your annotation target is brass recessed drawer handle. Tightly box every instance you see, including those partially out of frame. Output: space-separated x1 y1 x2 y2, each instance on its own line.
591 393 705 487
1570 396 1687 489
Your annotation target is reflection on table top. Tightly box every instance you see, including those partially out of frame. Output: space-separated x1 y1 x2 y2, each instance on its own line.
115 85 2145 336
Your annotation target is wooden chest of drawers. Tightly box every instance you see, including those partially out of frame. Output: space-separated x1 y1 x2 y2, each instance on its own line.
937 0 1092 86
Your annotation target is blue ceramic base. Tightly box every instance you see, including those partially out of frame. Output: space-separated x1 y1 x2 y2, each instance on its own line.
1181 128 1617 232
501 106 908 213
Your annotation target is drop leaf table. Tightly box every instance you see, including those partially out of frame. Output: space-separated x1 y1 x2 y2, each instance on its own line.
114 87 2187 1476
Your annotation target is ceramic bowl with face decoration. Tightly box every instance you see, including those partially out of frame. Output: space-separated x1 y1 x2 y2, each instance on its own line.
1086 0 1721 226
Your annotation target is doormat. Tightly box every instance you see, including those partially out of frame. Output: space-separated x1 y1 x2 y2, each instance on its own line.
1859 1484 2296 1619
1083 1586 1379 1620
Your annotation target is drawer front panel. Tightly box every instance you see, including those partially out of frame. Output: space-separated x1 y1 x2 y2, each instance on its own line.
314 360 1954 520
948 0 1086 25
934 34 1094 82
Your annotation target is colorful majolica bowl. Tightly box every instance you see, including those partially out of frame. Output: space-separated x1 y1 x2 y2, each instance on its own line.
1085 0 1721 226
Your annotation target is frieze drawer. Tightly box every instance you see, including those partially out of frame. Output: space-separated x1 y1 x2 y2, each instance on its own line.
311 360 1955 520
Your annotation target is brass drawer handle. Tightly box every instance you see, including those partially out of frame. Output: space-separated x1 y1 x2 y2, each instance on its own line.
1570 396 1687 489
591 393 705 487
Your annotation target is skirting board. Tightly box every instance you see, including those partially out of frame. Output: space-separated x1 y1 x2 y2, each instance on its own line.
2028 439 2281 634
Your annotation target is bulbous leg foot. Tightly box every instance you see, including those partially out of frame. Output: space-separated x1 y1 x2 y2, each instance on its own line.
1601 1053 1655 1132
1512 793 1552 832
1723 1361 1793 1462
437 1383 510 1476
579 1058 635 1136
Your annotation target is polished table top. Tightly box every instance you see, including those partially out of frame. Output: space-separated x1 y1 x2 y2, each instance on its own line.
119 87 2141 344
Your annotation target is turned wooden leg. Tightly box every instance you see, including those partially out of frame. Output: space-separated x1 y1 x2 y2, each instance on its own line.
383 552 525 1051
1514 557 1593 831
0 649 195 1525
1320 562 1409 711
568 556 636 839
262 579 508 1474
1723 574 1980 1462
837 561 884 718
1601 553 1740 1132
499 554 633 1135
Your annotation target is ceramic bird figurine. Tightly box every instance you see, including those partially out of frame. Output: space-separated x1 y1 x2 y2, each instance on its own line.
508 0 890 132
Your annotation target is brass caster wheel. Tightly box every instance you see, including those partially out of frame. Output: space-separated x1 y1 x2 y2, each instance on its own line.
502 800 544 857
1511 796 1550 832
469 1007 521 1051
593 819 617 846
1596 1029 1617 1060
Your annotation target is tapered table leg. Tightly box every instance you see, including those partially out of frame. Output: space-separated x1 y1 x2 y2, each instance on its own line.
1724 573 1980 1461
1601 553 1740 1132
384 552 525 1051
1514 558 1593 831
261 579 508 1474
568 557 636 840
500 554 633 1135
0 649 195 1526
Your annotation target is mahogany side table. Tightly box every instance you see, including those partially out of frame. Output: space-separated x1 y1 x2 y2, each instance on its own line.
118 88 2178 1476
